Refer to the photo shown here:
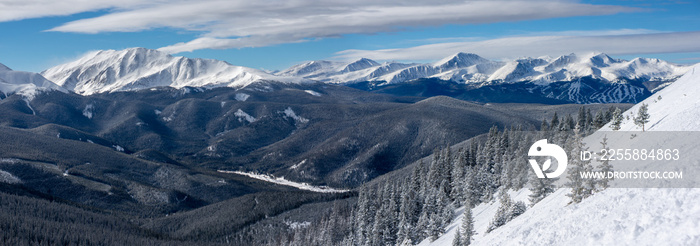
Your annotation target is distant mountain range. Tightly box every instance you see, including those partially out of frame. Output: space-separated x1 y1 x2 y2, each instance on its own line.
277 52 689 85
0 47 693 104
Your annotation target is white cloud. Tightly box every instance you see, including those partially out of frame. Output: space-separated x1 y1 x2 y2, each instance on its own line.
15 0 639 53
0 0 150 22
334 31 700 61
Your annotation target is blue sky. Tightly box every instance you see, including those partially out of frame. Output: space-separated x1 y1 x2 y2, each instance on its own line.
1 0 699 73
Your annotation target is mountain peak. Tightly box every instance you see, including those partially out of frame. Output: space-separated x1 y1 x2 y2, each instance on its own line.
340 58 380 73
42 47 303 95
434 52 489 70
585 52 617 67
0 63 66 100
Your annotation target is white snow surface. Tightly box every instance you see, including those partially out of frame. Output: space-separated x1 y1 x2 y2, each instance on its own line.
41 48 307 95
607 63 700 131
277 52 690 85
0 63 67 100
234 93 250 101
424 65 700 245
282 107 309 123
217 170 349 193
304 90 322 96
422 188 700 246
0 169 22 184
234 109 256 123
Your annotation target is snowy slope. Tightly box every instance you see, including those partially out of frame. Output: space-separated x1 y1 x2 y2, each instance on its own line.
280 52 690 85
42 48 306 95
423 64 700 246
0 63 67 100
610 64 700 131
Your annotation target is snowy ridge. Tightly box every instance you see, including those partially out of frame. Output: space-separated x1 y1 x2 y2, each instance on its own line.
0 63 67 100
217 170 349 193
279 52 690 85
424 65 700 245
41 47 307 95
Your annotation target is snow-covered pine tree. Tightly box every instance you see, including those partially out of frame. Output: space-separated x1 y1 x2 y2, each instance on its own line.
356 187 379 245
604 106 616 122
452 228 463 246
566 124 595 204
550 112 560 130
593 110 606 129
396 194 412 245
509 201 527 221
370 186 388 246
443 148 454 200
634 103 650 131
457 200 475 246
541 118 549 132
451 148 466 207
585 109 594 132
512 132 532 190
461 164 479 208
396 179 413 244
475 158 494 203
486 189 513 233
596 136 614 190
528 168 556 206
560 114 575 131
427 213 443 242
577 107 587 131
372 183 398 246
610 107 623 131
437 179 453 226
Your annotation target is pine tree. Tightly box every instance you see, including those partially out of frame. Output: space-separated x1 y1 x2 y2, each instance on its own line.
577 107 587 130
593 110 606 129
540 118 549 132
459 199 475 246
437 180 453 227
416 211 430 242
566 124 595 203
486 190 513 233
585 109 593 131
452 228 463 246
562 114 575 131
451 148 466 206
550 112 560 130
634 103 650 131
596 136 614 190
427 212 443 242
397 179 414 245
609 107 623 131
509 201 527 220
528 169 556 206
605 106 616 122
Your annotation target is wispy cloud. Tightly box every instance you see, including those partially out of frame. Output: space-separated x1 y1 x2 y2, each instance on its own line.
0 0 150 22
1 0 639 53
334 31 700 61
513 28 664 37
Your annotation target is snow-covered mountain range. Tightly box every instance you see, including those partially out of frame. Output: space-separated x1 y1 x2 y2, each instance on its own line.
279 52 690 85
0 63 67 100
41 48 306 95
0 47 689 103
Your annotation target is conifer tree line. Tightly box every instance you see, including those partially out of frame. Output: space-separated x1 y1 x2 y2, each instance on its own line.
278 106 621 246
